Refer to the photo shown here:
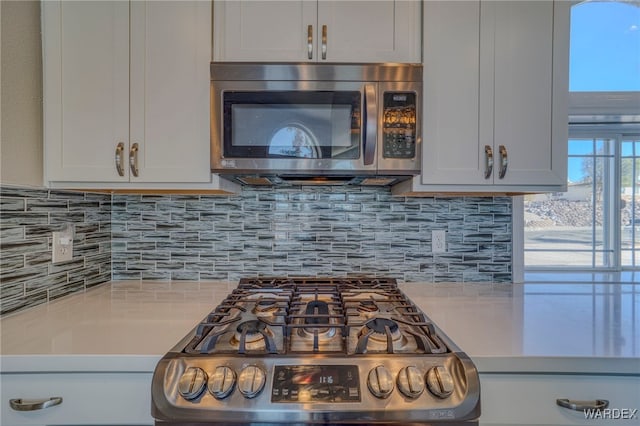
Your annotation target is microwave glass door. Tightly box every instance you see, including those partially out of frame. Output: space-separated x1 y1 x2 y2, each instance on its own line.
223 91 361 159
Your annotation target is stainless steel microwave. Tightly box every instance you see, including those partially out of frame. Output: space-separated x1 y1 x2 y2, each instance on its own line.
210 63 422 186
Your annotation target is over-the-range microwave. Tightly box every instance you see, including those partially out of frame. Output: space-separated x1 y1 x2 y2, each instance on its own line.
210 63 422 186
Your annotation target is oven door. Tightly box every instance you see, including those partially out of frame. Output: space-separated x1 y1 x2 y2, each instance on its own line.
211 81 377 175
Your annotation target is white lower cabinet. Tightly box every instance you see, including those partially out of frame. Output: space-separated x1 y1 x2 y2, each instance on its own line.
1 372 153 426
479 373 640 425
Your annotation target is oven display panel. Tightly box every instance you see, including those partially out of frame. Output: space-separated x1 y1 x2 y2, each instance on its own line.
272 365 360 403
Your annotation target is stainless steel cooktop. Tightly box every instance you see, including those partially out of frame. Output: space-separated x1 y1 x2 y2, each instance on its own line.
151 277 480 425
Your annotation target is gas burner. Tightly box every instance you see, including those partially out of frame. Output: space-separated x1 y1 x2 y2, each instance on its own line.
357 300 379 313
365 318 400 336
230 320 277 353
236 319 266 337
355 318 409 354
252 299 281 316
297 300 337 338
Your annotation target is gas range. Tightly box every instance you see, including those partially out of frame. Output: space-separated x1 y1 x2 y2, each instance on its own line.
151 278 480 425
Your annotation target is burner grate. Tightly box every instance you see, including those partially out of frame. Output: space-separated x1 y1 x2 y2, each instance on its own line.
182 277 448 356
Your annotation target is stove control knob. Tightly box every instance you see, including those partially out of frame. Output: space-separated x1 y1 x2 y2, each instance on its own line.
178 367 208 401
426 366 454 399
397 366 424 399
238 365 266 399
208 366 236 400
367 365 394 399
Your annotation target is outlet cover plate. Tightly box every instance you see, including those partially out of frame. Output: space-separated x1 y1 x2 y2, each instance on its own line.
432 230 446 253
52 230 73 264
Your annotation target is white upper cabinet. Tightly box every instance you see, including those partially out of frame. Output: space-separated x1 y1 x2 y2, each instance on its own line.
129 1 211 183
400 0 569 194
43 1 212 185
485 1 567 188
213 0 421 63
213 1 316 62
42 1 130 182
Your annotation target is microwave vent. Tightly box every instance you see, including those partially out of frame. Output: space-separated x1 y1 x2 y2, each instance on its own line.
279 176 352 186
237 176 273 186
361 177 397 186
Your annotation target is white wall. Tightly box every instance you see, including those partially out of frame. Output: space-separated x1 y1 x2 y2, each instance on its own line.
0 0 43 186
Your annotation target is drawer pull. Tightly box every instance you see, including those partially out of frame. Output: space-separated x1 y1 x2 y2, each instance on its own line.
10 397 63 411
556 398 609 412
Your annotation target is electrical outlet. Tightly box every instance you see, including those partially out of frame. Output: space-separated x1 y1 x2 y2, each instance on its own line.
52 226 74 264
432 230 446 253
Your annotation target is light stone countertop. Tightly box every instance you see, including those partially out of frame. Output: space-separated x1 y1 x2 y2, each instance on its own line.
1 280 638 375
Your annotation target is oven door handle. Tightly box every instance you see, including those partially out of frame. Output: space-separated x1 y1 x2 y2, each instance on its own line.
363 84 377 166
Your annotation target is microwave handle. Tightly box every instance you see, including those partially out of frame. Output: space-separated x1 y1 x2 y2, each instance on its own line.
363 84 377 166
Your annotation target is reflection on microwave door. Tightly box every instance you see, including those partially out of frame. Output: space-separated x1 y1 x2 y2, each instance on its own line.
269 123 320 159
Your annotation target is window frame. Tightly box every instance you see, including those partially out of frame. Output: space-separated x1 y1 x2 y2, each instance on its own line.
517 0 640 279
518 92 640 278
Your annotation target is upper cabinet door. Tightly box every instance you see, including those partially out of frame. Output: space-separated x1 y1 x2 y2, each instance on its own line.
129 1 211 183
417 0 569 192
213 0 421 63
213 0 317 62
421 1 481 185
43 1 213 185
316 0 421 63
42 1 130 182
487 0 566 186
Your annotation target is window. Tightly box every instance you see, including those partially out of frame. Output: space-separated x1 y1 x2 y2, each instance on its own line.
569 1 640 92
524 1 640 271
621 138 640 267
525 138 615 268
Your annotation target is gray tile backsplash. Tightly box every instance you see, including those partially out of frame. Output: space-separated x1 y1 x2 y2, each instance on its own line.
1 184 512 316
111 186 512 283
0 186 112 315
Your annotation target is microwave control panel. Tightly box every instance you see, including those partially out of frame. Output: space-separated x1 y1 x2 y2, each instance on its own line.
382 92 417 159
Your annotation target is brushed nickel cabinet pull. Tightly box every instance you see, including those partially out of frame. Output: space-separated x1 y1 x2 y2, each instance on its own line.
115 142 125 176
484 145 493 179
498 145 508 179
129 142 139 177
10 397 63 411
307 25 313 59
321 25 327 60
556 398 609 412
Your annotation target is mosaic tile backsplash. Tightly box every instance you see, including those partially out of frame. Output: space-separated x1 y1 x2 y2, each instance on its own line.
1 185 512 315
0 186 111 315
111 187 512 283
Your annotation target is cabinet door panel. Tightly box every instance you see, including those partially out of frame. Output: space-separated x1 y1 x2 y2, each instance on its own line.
480 373 640 425
318 0 420 63
421 1 482 185
492 1 560 186
130 1 211 182
0 372 153 425
213 0 316 62
418 0 568 191
43 1 129 182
